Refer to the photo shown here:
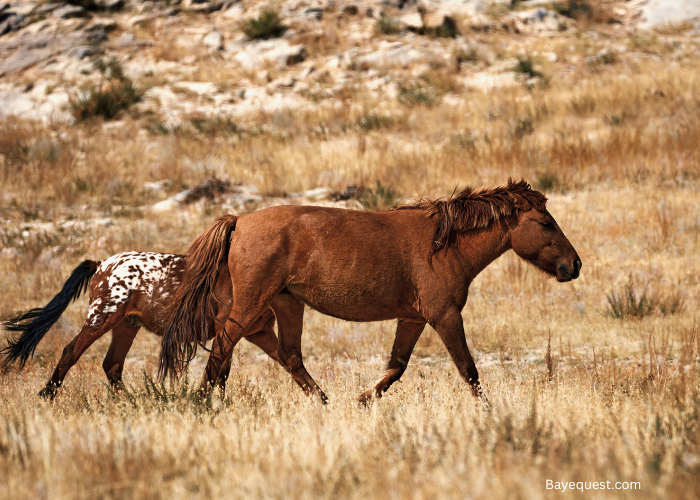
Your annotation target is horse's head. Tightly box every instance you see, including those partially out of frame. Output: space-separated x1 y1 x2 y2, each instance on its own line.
509 200 581 282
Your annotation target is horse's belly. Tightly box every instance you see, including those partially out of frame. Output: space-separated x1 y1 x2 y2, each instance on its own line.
285 283 399 322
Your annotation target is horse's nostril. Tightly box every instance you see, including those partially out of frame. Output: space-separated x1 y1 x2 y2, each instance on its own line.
573 259 582 271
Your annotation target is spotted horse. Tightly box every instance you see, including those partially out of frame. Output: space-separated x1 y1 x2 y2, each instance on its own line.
2 251 282 399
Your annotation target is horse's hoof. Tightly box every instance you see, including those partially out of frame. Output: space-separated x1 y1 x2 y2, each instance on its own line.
356 390 374 407
38 387 56 400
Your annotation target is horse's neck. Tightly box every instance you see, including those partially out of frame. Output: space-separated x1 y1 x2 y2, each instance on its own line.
456 219 512 280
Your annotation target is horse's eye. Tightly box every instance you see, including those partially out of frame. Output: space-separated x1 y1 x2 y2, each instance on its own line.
540 221 551 228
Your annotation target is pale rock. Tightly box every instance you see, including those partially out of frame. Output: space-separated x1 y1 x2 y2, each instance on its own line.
274 75 296 88
638 0 700 29
87 18 118 32
143 180 172 194
351 42 441 69
256 69 271 83
417 0 501 17
302 6 323 19
412 63 431 77
423 11 455 30
52 4 90 18
203 31 224 50
175 81 219 95
7 3 37 16
399 12 423 30
509 8 562 33
152 190 192 212
68 46 97 58
298 187 332 202
230 39 307 69
128 14 151 27
222 3 244 18
96 0 124 11
186 0 229 13
294 81 309 92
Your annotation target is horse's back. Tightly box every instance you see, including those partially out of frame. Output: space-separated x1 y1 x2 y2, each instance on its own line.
231 205 432 321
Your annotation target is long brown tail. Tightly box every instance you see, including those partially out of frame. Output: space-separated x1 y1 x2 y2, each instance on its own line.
158 214 238 379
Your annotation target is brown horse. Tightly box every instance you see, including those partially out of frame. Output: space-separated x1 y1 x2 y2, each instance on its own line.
161 179 581 404
2 250 285 399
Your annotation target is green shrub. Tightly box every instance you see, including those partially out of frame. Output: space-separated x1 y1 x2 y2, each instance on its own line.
605 277 685 319
242 10 285 40
512 55 540 78
398 85 440 107
374 17 402 35
70 58 142 121
553 0 591 19
356 181 400 211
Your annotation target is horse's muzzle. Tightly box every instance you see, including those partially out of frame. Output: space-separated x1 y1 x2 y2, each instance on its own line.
556 259 581 282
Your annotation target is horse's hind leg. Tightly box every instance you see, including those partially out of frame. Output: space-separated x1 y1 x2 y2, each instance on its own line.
215 308 306 393
357 320 426 404
102 321 140 389
272 293 328 404
218 309 282 387
40 311 125 399
243 309 306 391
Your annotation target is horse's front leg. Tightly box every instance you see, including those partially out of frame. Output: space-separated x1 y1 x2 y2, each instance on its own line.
433 310 489 406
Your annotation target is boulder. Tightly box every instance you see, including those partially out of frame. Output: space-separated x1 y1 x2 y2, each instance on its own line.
203 30 223 49
302 6 323 19
399 12 423 30
95 0 124 10
0 46 53 75
52 4 91 18
68 45 97 58
186 0 231 13
508 8 562 33
638 0 700 29
222 3 243 18
230 39 306 69
33 3 65 15
350 42 439 69
0 14 28 36
6 3 37 16
423 11 456 30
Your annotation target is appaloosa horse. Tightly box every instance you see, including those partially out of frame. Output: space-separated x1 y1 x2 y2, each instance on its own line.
3 251 284 399
161 179 581 404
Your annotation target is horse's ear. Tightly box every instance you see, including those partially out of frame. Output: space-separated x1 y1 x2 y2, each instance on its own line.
509 192 532 212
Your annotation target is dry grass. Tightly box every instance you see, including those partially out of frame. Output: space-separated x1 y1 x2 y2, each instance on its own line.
1 9 700 499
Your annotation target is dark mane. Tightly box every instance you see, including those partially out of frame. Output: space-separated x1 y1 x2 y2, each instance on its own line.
398 178 547 254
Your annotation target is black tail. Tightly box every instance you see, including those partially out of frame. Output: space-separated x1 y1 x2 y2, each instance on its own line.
2 260 99 369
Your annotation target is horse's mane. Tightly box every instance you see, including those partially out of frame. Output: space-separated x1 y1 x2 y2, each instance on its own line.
398 178 547 254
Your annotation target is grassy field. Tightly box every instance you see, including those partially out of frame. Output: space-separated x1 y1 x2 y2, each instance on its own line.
1 8 700 499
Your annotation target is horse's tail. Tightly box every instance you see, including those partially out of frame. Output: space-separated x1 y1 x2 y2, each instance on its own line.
159 214 238 379
2 260 99 369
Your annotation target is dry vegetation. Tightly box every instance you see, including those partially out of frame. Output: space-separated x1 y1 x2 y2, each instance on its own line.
1 6 700 499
